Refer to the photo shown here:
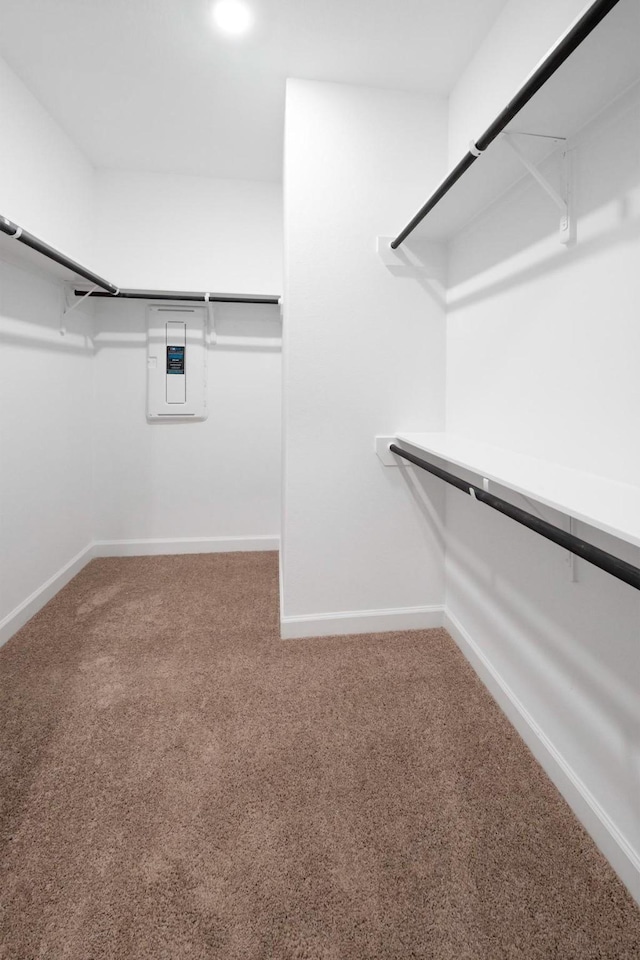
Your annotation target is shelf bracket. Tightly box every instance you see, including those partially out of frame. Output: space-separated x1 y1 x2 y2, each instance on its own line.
61 284 99 335
522 495 579 582
567 516 579 583
503 134 572 245
64 284 98 317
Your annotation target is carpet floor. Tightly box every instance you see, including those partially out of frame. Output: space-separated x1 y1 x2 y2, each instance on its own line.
0 552 638 959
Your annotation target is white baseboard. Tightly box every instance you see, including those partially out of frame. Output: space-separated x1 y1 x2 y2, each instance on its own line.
0 542 95 649
0 536 279 648
444 609 640 906
281 604 444 639
3 541 636 906
93 535 279 557
278 549 285 622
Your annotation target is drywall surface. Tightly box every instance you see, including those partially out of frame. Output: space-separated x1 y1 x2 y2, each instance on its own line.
92 299 281 546
282 79 448 626
0 50 284 621
0 53 96 635
0 53 95 266
445 0 640 898
93 171 283 295
448 0 589 163
0 260 94 630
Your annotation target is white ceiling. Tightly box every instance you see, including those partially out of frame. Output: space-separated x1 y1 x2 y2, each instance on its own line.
0 0 507 181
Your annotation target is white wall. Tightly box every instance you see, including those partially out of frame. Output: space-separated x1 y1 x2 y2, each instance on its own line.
0 51 284 637
0 52 97 640
0 261 95 638
281 79 448 634
448 0 591 162
0 52 95 266
91 170 284 551
92 299 282 549
94 170 283 295
444 0 640 899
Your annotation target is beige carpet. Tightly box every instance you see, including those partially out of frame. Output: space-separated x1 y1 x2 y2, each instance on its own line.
0 552 638 959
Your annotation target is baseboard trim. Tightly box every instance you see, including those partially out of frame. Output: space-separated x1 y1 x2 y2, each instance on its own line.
281 604 444 639
0 536 279 648
444 609 640 905
3 544 636 903
278 550 285 623
0 542 95 649
93 536 280 557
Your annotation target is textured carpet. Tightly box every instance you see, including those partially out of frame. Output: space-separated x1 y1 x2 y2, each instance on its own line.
0 553 638 959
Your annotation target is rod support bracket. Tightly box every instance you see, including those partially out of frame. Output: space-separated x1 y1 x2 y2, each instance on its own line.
502 133 572 244
567 516 579 582
64 284 98 320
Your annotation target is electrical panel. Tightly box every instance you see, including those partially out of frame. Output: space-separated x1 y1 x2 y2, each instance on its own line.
147 306 207 421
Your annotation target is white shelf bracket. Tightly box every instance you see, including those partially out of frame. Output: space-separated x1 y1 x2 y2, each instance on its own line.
522 494 579 582
60 284 99 335
503 134 572 244
205 295 218 346
567 516 579 583
63 284 97 316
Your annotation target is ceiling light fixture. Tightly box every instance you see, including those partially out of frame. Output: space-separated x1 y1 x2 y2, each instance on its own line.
211 0 253 36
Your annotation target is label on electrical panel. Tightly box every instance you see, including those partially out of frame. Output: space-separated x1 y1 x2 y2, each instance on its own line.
166 345 185 374
147 306 206 420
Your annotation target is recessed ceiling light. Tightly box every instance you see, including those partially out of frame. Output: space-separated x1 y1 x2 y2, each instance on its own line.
212 0 253 36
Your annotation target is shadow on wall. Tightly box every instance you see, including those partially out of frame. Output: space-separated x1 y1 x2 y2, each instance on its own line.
448 83 640 301
92 300 282 352
396 444 640 783
446 492 640 840
214 301 282 352
396 462 446 557
378 236 447 309
448 510 640 824
0 260 95 355
0 268 282 356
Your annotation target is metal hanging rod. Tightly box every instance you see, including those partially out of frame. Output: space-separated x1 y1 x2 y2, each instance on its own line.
73 289 280 304
0 215 118 294
0 214 280 305
390 0 622 249
389 444 640 592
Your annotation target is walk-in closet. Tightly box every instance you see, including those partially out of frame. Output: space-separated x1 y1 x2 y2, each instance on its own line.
1 0 639 956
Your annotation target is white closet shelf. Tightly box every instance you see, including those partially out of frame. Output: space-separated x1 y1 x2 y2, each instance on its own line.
0 225 281 304
0 225 109 287
394 0 640 244
395 432 640 550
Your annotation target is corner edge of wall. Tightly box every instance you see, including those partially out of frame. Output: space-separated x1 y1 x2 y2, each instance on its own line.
0 542 95 649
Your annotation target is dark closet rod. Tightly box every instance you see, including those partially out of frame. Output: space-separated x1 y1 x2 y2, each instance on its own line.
389 444 640 592
0 215 279 305
390 0 622 249
74 289 280 304
0 215 118 294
